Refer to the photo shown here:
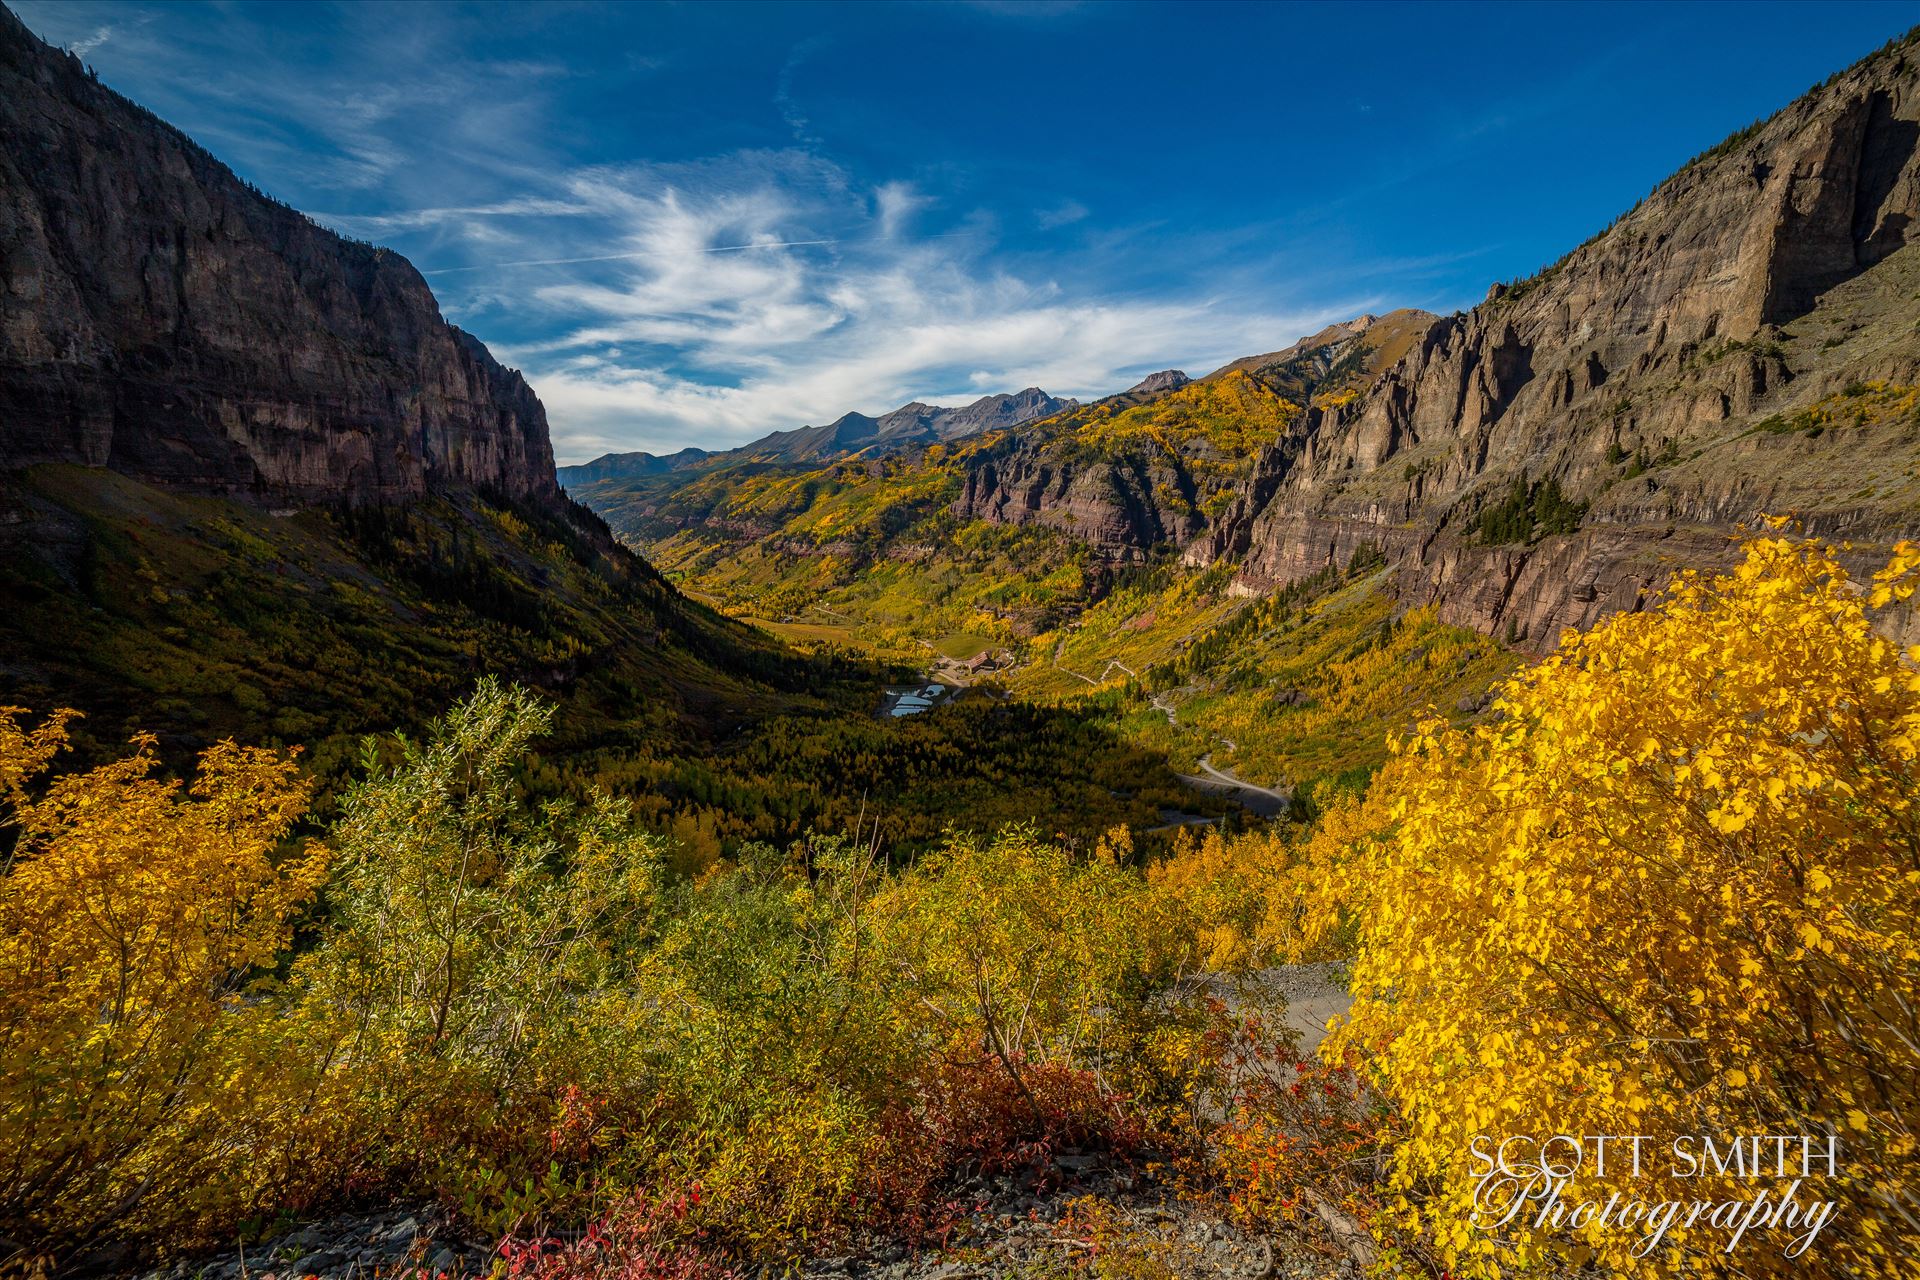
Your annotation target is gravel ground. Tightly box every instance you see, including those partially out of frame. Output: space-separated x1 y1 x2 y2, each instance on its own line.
132 1207 493 1280
1257 962 1353 1056
129 1159 1356 1280
772 1154 1357 1280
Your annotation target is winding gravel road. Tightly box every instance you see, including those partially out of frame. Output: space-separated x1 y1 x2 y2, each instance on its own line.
1151 691 1290 817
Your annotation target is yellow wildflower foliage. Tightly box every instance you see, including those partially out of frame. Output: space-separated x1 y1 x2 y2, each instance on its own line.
1148 824 1289 972
867 824 1188 1073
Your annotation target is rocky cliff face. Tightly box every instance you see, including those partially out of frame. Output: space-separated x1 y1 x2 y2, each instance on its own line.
1192 35 1920 647
951 313 1440 561
0 6 558 506
1127 370 1191 395
955 428 1206 557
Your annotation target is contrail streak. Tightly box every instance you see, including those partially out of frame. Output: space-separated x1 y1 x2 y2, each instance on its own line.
421 238 841 275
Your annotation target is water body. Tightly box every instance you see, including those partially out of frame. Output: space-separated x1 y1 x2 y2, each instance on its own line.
880 682 953 718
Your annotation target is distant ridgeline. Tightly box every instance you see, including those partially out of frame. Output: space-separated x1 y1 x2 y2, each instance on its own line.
578 30 1920 664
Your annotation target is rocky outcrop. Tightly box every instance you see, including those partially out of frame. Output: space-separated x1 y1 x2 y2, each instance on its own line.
1201 31 1920 648
0 5 558 506
949 373 1226 559
1127 370 1190 395
954 434 1204 558
949 317 1438 560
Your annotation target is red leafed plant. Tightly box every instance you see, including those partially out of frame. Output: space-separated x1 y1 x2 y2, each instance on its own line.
857 1053 1150 1238
916 1054 1147 1177
546 1085 609 1162
1205 1009 1442 1274
497 1185 736 1280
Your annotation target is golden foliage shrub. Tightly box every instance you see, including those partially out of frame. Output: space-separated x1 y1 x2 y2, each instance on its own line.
629 825 1216 1257
620 837 907 1256
868 825 1185 1080
1295 535 1920 1277
1147 825 1286 972
0 713 325 1251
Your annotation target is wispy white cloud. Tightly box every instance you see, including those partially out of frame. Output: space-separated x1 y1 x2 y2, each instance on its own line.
1035 199 1089 230
69 24 113 56
425 238 845 276
874 181 928 239
436 151 1361 461
774 36 831 148
316 198 598 235
15 0 571 203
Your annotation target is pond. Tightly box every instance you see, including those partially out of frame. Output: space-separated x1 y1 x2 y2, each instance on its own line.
880 682 953 718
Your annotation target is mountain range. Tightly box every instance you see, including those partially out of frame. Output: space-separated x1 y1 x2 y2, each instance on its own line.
556 387 1075 486
576 34 1920 653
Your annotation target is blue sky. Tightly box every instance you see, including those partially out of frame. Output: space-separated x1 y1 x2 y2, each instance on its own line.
14 1 1918 461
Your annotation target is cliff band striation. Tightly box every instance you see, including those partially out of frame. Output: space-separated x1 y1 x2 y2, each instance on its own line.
0 5 558 506
1196 34 1920 646
0 4 833 772
951 311 1441 560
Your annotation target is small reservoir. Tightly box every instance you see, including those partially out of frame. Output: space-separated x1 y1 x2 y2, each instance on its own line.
880 682 953 718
